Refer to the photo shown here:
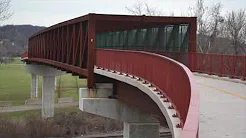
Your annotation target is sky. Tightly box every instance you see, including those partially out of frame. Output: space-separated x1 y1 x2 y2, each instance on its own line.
1 0 246 27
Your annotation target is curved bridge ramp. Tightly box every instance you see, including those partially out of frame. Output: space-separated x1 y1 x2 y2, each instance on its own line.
95 49 199 138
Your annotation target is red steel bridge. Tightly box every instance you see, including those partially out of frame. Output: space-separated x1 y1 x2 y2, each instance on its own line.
21 13 246 138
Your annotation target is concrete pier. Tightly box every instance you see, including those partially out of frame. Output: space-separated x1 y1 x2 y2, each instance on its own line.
25 64 64 118
31 73 38 98
42 76 55 118
79 84 160 138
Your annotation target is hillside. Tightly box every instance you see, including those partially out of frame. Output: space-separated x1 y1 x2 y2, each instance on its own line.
0 25 45 57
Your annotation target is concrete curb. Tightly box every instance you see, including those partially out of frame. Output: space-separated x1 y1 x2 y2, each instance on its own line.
193 72 246 85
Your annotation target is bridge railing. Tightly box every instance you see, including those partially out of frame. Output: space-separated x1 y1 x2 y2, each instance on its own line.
151 51 246 80
96 49 199 138
193 53 246 80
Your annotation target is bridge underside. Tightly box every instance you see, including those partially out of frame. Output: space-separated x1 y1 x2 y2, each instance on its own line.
95 74 167 125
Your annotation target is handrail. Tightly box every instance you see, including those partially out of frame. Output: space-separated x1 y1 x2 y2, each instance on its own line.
149 51 246 80
194 53 246 80
96 49 199 138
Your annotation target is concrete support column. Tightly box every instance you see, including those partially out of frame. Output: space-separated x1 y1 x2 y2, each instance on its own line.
31 73 38 98
123 122 160 138
42 76 55 118
25 64 64 118
55 77 57 90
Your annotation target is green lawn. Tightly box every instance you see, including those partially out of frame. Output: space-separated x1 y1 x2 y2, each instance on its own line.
10 59 24 64
0 64 87 105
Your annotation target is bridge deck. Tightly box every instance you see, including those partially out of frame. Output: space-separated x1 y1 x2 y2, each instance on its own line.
196 75 246 138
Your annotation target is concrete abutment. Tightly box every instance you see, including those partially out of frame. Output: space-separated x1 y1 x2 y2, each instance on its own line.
79 85 160 138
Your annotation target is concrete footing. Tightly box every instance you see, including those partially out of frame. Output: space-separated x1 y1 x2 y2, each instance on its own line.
123 122 160 138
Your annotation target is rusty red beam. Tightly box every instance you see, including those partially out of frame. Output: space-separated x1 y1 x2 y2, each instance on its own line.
30 13 196 39
87 16 96 88
28 58 88 76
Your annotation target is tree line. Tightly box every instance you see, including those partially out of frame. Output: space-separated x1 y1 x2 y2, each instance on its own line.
126 0 246 55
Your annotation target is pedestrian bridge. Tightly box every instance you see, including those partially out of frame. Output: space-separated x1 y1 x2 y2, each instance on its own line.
21 13 246 138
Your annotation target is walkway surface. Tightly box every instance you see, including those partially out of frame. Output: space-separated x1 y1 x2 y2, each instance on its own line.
195 75 246 138
0 102 78 113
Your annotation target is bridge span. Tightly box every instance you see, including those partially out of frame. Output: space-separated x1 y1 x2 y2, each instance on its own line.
21 13 246 138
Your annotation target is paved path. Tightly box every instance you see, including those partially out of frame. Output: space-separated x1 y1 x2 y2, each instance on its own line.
0 102 78 113
195 75 246 138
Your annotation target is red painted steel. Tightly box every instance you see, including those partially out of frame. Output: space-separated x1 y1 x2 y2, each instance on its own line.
151 51 246 80
27 13 197 88
28 19 90 85
96 49 199 138
28 58 88 76
87 17 96 88
193 53 246 80
21 51 28 59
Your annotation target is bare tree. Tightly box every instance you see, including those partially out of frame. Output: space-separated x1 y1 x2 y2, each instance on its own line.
125 0 163 16
0 0 13 21
0 44 7 63
193 0 208 35
206 2 224 53
225 10 246 55
0 0 13 61
189 0 209 52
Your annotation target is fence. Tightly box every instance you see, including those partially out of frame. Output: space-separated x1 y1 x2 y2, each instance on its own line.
158 51 246 80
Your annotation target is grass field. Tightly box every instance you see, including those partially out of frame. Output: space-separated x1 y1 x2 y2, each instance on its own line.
0 64 87 105
10 59 24 64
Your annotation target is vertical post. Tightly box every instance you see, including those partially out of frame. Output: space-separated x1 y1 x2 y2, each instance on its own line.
232 56 236 78
54 77 57 90
42 76 55 118
220 55 224 77
87 14 96 88
31 73 38 98
210 54 213 74
188 18 197 71
244 56 246 80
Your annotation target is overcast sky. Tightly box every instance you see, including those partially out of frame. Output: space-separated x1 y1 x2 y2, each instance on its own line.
1 0 246 27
